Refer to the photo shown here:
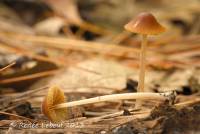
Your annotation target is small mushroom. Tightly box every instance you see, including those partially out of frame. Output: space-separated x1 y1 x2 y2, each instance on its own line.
41 86 67 122
41 86 173 122
124 12 166 92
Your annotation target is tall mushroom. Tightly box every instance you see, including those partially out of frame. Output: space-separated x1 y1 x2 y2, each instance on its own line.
124 12 166 92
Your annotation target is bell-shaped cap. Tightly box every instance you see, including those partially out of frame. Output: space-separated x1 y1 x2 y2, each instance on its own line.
124 12 166 35
41 86 67 122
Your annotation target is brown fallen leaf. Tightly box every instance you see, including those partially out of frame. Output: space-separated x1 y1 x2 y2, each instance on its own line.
49 58 136 94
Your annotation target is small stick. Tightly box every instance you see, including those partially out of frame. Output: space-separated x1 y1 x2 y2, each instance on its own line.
0 62 15 72
0 111 32 121
175 98 200 108
3 32 140 58
0 69 59 84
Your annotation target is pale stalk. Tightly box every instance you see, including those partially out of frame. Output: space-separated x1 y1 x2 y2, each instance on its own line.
53 92 168 109
137 34 147 92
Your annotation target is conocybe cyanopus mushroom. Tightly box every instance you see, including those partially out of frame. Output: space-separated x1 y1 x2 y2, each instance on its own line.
42 86 175 122
124 12 166 92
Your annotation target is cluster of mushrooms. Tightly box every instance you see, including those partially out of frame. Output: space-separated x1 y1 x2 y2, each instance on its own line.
42 12 172 122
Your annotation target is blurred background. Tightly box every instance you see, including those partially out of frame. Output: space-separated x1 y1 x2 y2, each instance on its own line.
0 0 199 90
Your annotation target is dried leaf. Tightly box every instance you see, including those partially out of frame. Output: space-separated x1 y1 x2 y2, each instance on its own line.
50 58 136 94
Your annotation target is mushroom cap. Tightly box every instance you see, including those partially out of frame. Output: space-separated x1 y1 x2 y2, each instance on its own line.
41 86 67 122
124 12 166 35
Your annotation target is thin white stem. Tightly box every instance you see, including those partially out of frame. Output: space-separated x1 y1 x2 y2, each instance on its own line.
137 34 147 92
53 92 168 109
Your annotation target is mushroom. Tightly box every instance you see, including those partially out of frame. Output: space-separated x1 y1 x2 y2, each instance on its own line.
124 12 166 92
41 86 67 122
42 86 174 122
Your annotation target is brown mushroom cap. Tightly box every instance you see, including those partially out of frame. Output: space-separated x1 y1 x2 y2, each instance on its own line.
41 86 67 122
124 12 166 35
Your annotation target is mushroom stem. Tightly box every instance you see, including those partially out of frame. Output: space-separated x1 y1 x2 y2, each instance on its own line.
52 92 168 109
137 34 147 92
